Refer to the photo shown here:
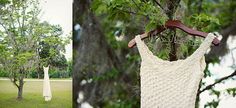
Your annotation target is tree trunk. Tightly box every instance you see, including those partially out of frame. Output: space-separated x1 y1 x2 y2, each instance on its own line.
37 73 40 79
73 0 121 107
37 66 41 79
17 76 24 100
165 0 180 61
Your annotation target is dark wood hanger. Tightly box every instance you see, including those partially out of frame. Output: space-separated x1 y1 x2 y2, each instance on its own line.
128 20 220 48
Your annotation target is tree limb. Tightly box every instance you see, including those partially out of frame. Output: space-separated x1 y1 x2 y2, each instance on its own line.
221 20 236 36
199 70 236 94
0 21 18 49
10 75 20 89
153 0 165 11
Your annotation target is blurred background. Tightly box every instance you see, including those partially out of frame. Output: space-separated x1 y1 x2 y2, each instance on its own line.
73 0 236 108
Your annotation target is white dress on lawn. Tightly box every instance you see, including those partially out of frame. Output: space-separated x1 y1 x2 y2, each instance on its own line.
43 66 52 101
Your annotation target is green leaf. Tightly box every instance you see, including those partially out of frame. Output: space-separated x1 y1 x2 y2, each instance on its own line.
226 88 236 97
145 21 157 32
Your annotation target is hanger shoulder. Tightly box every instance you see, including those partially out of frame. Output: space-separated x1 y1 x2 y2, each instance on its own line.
165 20 208 37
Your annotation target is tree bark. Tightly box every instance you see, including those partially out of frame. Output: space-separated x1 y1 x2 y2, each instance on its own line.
17 73 24 100
17 79 23 100
165 0 180 61
73 0 121 107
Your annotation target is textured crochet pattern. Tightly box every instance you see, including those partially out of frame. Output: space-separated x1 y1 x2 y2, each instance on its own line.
135 33 215 108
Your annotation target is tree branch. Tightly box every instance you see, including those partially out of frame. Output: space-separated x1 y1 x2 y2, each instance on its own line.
199 70 236 94
221 20 236 36
0 21 18 49
0 6 19 50
10 75 20 89
21 3 26 35
153 0 165 11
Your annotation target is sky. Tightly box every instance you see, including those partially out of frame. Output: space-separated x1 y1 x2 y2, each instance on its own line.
39 0 72 60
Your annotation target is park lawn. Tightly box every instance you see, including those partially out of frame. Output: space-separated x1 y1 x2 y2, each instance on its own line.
0 79 72 108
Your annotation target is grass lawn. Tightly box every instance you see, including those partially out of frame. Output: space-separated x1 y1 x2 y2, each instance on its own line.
0 79 72 108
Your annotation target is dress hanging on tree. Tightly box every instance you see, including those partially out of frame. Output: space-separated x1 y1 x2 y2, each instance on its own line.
43 66 52 101
135 33 216 108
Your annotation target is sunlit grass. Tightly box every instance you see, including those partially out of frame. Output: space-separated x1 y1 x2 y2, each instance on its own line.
0 79 72 108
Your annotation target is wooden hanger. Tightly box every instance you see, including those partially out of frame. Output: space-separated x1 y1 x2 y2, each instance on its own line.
128 20 220 48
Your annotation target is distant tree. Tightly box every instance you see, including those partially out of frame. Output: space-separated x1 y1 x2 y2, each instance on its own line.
37 22 69 78
67 59 72 77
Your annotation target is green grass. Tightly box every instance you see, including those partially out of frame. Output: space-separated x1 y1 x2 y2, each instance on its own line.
0 79 72 108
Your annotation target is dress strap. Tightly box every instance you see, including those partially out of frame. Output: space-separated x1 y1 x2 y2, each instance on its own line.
190 33 216 60
135 35 153 61
135 35 163 62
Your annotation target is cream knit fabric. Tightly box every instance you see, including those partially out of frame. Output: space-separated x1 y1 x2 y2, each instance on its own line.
135 33 215 108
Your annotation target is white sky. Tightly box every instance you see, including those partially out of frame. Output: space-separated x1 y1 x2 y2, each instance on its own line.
39 0 72 60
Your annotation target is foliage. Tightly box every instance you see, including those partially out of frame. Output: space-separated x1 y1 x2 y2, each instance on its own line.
49 66 71 78
226 88 236 97
0 69 8 77
187 13 220 32
38 22 70 67
92 0 167 32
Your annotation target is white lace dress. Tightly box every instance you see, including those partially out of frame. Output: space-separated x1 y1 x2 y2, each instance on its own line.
135 33 215 108
43 66 52 101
